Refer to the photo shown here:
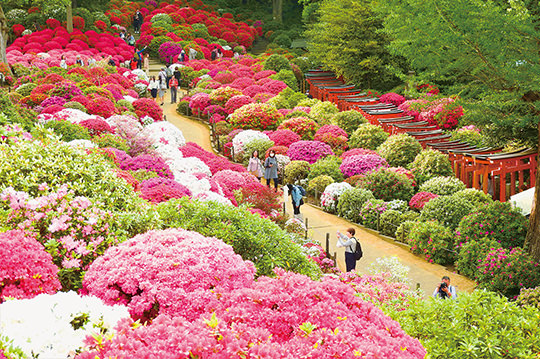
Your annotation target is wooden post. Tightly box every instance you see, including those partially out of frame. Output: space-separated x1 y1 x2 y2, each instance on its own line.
304 218 308 239
325 233 330 254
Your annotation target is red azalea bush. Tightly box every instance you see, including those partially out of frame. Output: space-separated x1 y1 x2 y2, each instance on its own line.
314 124 348 152
268 129 301 147
133 98 163 122
79 118 115 137
237 181 282 215
277 117 319 140
409 192 438 210
287 140 335 164
79 269 426 358
119 154 173 178
140 177 192 203
85 96 118 118
264 145 289 157
82 228 256 321
379 92 406 106
0 230 61 302
341 148 379 159
228 103 283 130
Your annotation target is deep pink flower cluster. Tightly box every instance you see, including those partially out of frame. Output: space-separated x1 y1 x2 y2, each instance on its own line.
79 269 426 358
83 228 256 321
0 230 61 302
314 124 348 151
409 192 438 210
79 118 115 137
341 148 379 159
268 129 301 147
379 92 406 106
213 169 257 192
132 98 163 123
339 154 388 178
140 178 192 203
277 117 319 140
287 140 335 164
224 95 253 113
388 167 416 187
40 95 67 109
118 154 173 178
189 92 212 112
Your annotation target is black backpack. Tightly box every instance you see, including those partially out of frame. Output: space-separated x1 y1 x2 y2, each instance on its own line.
353 237 363 260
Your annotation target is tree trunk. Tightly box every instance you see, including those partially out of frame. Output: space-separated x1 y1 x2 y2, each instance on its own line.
0 5 11 76
525 121 540 260
67 1 74 33
272 0 283 22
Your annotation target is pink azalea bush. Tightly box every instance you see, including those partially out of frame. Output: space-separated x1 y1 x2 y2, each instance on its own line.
287 140 335 164
277 116 319 140
79 269 426 358
268 129 301 147
228 103 283 130
314 124 348 152
340 154 388 178
0 230 61 302
379 92 406 106
118 154 173 178
140 178 192 203
409 191 439 210
341 148 379 159
82 228 256 322
224 94 253 113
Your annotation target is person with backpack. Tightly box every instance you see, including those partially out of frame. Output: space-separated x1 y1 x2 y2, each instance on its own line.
158 68 167 105
337 228 362 272
288 184 306 220
165 66 173 88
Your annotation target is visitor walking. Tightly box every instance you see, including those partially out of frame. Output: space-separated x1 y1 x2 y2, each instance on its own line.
247 150 263 180
133 10 142 33
165 66 173 88
158 68 167 105
148 76 159 102
336 228 361 272
180 49 186 62
143 53 150 75
188 47 198 61
173 67 182 87
288 184 306 219
264 150 279 190
211 48 217 61
169 76 178 104
432 276 457 300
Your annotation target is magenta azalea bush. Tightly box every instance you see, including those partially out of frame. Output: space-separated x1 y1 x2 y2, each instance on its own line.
79 268 426 358
140 178 192 203
287 140 334 164
0 230 61 302
83 228 256 322
278 116 319 140
379 92 406 106
340 154 388 178
409 192 439 211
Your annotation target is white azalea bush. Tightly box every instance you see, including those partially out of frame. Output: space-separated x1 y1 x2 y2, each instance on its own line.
320 182 352 213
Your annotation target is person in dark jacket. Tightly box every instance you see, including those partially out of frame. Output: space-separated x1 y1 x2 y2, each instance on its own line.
287 184 305 218
263 150 279 189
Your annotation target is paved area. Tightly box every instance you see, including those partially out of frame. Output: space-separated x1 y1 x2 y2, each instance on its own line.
147 63 477 298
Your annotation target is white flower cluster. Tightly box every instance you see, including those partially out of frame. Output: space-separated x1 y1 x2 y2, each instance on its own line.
193 191 233 206
128 69 149 82
320 182 352 211
0 292 129 358
37 108 97 125
232 130 269 155
168 157 211 178
368 256 411 284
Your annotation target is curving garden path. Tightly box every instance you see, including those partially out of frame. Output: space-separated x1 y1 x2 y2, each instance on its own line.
149 62 477 297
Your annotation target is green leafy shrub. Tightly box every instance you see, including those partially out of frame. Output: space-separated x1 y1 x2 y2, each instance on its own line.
455 238 501 279
307 156 343 182
270 69 298 91
43 120 91 142
176 100 190 115
15 83 37 97
380 209 403 237
408 220 455 264
151 13 173 24
420 195 475 230
456 201 527 249
332 110 367 135
349 123 388 150
64 101 88 113
359 199 387 229
476 247 540 297
284 160 311 184
377 134 422 168
309 101 339 124
263 54 291 72
409 149 453 184
93 133 130 152
156 198 321 278
450 128 485 147
274 33 292 48
307 175 334 195
337 188 375 223
419 176 466 196
116 99 134 112
389 291 540 359
395 220 417 243
359 167 414 202
451 188 492 208
149 35 173 57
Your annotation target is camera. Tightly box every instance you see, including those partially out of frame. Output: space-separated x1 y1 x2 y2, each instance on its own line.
438 282 448 298
439 282 448 290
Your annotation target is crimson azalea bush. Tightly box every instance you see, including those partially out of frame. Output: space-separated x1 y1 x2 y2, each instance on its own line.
236 181 283 216
409 192 439 210
314 124 348 152
132 98 163 122
287 140 334 164
79 118 115 137
0 186 116 290
339 154 388 178
268 129 301 147
79 269 426 359
139 178 192 203
83 228 256 322
358 167 415 202
277 116 319 140
456 201 527 249
379 92 406 106
0 230 61 302
228 103 283 130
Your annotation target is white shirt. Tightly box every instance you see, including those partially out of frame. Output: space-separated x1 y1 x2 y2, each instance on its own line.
148 80 159 90
60 59 67 69
432 285 457 300
337 233 357 253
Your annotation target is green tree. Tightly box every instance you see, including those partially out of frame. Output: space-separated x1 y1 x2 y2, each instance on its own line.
304 0 403 90
377 0 540 261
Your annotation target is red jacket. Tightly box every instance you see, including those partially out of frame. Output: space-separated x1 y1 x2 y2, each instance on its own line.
169 78 178 88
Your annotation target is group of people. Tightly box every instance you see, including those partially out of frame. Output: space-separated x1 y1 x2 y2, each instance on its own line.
132 10 144 34
148 66 182 105
210 47 223 61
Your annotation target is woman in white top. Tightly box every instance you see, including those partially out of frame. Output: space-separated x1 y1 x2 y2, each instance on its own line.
60 55 67 69
148 76 159 101
336 228 358 272
247 150 263 180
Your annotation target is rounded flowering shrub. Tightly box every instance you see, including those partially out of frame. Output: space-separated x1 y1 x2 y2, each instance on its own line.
456 201 528 249
209 86 243 106
339 154 388 178
420 194 476 230
359 199 388 229
283 160 311 184
419 176 466 196
408 220 456 264
341 148 379 159
337 188 376 223
332 110 367 135
359 167 415 202
377 134 422 168
409 192 439 211
78 270 426 359
213 169 254 192
0 230 61 302
232 129 270 155
119 154 173 178
268 129 301 147
140 177 192 203
349 124 389 150
410 149 453 185
83 228 256 322
224 94 253 113
314 124 348 152
277 116 319 140
228 103 283 130
79 118 115 137
379 92 406 106
133 98 163 122
320 182 352 213
287 140 334 164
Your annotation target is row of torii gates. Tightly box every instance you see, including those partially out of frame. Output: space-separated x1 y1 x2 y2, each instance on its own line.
306 70 537 202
